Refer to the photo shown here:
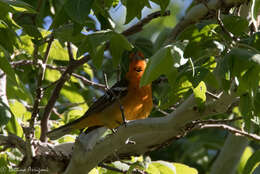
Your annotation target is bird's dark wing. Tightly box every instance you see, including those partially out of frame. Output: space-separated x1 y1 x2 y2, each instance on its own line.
77 79 129 120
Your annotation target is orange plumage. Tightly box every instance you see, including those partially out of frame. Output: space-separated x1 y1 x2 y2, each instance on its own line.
47 51 153 140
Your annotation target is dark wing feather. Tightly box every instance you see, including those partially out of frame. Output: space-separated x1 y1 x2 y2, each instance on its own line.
75 79 128 121
47 80 128 139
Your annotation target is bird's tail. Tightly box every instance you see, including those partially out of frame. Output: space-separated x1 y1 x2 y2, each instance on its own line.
47 124 74 140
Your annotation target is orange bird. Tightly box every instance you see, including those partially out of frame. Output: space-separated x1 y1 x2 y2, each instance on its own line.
47 51 153 140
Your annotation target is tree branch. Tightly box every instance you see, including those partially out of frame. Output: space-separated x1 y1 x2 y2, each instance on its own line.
67 42 74 62
64 92 235 173
30 35 54 133
40 55 90 142
210 134 248 174
194 123 260 141
122 10 170 36
0 134 27 158
11 60 106 90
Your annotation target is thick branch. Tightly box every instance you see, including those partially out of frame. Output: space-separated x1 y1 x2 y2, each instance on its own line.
210 133 248 174
64 93 235 174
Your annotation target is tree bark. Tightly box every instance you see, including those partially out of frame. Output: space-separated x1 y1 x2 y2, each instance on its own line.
63 93 235 174
210 133 249 174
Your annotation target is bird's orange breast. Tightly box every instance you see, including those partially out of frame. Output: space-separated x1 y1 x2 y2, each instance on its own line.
98 84 153 129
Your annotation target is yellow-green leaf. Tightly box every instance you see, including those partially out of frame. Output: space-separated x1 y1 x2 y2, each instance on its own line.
173 163 198 174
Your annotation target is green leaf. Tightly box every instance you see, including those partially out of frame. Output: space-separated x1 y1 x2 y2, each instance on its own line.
58 135 75 143
177 23 218 41
236 66 260 95
127 162 145 174
184 39 218 59
243 150 260 174
222 15 249 36
51 6 70 29
110 33 133 67
140 45 174 86
0 22 18 53
125 0 150 24
45 69 61 82
178 23 221 60
218 48 260 80
133 37 154 57
22 25 42 38
173 163 198 174
150 0 170 13
6 74 33 104
0 0 36 13
238 146 254 174
193 81 207 105
48 40 71 61
53 23 86 46
239 93 253 129
77 30 113 67
17 35 34 55
0 46 18 86
93 43 106 69
160 77 193 109
0 98 12 126
147 161 176 174
254 90 260 116
83 63 94 80
89 168 99 174
64 0 94 24
9 99 27 119
0 1 14 15
61 85 88 110
6 106 23 138
249 32 260 51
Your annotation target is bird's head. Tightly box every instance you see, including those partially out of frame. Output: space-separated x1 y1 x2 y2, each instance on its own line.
126 51 147 86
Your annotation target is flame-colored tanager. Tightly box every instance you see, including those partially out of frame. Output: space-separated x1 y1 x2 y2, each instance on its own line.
47 51 153 140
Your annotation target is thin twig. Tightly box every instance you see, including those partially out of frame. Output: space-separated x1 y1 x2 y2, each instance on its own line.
216 9 238 43
11 60 106 90
192 117 243 125
30 35 54 131
153 105 169 116
122 10 170 36
206 91 221 100
196 123 260 141
72 73 106 90
67 42 74 62
103 72 109 89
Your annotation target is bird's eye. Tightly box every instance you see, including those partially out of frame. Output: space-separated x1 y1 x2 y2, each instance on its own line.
134 67 142 72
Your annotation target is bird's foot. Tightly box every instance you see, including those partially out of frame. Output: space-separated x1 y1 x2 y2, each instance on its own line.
122 119 130 127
